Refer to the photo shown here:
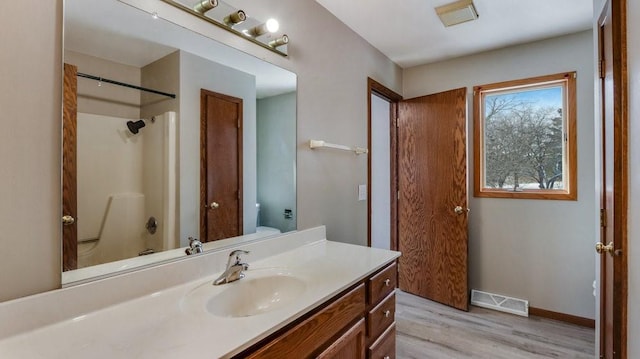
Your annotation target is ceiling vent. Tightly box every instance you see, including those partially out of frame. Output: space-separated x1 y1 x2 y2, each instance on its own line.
435 0 479 27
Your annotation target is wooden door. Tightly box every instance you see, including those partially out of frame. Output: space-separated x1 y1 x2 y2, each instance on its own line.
397 88 468 311
598 0 628 357
200 89 243 242
62 63 78 271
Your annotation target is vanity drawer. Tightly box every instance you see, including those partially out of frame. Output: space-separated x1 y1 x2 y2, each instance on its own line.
367 292 395 342
368 323 396 359
245 284 365 359
368 263 396 305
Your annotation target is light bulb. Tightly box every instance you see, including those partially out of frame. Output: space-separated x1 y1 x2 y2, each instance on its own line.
265 18 279 33
248 18 281 37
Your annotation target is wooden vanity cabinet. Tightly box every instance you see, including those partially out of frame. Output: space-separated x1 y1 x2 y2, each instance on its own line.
237 261 397 359
366 262 397 359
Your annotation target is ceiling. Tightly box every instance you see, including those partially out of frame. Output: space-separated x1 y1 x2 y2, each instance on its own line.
314 0 593 68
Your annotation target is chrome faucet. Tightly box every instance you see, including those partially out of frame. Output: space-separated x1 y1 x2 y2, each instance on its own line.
185 237 203 255
213 250 249 285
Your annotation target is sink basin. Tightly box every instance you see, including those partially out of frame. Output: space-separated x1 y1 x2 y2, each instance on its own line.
206 274 306 317
181 268 307 318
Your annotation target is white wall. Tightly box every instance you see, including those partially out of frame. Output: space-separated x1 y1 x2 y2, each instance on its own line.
0 1 62 302
141 51 180 119
257 92 297 233
65 50 141 119
404 31 597 319
371 94 391 250
282 1 403 245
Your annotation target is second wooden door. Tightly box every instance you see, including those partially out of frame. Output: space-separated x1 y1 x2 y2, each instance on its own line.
398 87 469 311
200 89 243 242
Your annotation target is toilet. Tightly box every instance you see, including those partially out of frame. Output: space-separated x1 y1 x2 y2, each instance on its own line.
255 203 281 234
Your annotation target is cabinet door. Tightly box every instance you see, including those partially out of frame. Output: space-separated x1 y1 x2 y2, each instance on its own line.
245 285 365 359
317 319 366 359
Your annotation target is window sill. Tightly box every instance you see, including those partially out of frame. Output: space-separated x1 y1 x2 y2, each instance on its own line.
474 188 577 200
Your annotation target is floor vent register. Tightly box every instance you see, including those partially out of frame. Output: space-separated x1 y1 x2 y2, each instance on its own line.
470 289 529 317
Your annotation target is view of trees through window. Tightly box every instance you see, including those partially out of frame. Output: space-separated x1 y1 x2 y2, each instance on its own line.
482 85 565 190
474 72 576 200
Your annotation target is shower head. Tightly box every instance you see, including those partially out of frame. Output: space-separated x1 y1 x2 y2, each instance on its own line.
126 120 146 134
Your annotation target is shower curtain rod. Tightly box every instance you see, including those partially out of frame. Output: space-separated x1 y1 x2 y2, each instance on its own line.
77 72 176 99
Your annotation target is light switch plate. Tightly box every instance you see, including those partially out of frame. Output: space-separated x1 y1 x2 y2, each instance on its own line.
358 184 367 201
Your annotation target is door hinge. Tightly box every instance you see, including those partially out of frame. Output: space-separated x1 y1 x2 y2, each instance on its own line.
395 118 400 128
599 59 605 79
237 119 241 128
397 190 400 201
600 209 607 228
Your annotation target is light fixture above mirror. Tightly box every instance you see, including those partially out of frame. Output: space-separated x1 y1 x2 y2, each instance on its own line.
161 0 289 56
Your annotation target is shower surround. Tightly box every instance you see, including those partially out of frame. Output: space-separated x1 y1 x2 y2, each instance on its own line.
76 111 177 268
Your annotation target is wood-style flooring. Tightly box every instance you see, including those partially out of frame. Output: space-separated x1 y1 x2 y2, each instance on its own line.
396 290 595 359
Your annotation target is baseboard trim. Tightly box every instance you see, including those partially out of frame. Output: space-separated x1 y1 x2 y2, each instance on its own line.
528 307 595 328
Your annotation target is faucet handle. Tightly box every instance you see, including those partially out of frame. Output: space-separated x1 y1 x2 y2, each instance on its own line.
185 237 204 255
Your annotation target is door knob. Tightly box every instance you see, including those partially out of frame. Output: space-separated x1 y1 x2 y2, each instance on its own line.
454 206 469 215
595 241 614 256
62 215 75 226
206 202 220 209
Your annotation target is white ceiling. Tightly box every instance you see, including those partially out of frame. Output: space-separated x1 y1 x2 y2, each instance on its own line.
314 0 593 68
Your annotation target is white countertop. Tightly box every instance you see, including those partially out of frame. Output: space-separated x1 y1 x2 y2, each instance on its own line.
0 231 399 358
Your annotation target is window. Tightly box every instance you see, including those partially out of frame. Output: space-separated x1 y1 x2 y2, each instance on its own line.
473 72 577 200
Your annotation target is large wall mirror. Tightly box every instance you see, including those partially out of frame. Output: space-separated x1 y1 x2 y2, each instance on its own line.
62 0 297 285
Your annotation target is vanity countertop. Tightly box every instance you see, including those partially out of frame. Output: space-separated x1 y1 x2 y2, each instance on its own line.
0 234 399 358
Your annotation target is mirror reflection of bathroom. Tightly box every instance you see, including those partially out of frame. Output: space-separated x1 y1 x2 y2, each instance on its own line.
64 46 181 269
62 0 297 276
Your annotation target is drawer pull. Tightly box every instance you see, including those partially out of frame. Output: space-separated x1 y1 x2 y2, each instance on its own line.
384 279 391 286
384 356 390 359
384 310 391 318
